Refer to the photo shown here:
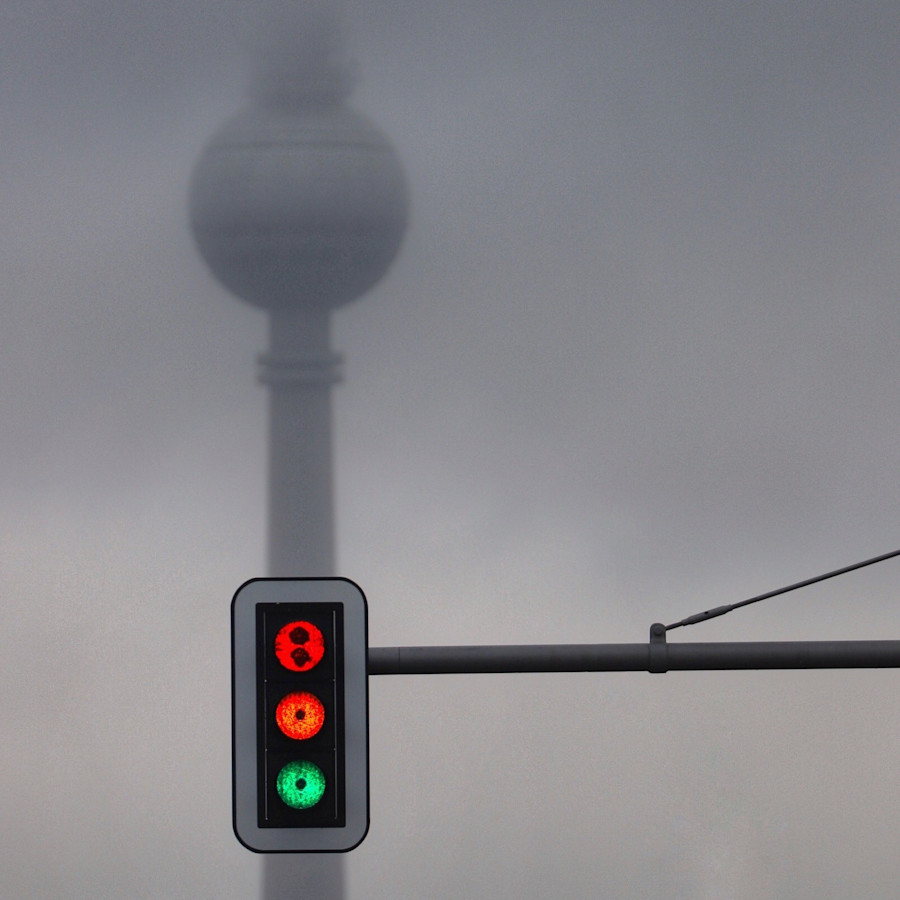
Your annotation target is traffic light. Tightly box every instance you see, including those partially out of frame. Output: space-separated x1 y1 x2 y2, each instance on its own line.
231 577 369 852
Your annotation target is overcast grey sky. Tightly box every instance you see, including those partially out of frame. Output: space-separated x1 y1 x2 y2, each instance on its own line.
3 1 900 897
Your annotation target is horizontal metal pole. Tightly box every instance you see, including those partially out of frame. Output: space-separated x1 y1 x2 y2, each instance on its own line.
368 643 648 675
367 639 900 675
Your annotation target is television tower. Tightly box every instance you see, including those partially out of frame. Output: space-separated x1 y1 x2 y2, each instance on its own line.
189 3 407 897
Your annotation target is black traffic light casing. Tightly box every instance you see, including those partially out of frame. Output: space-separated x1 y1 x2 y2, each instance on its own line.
232 578 369 852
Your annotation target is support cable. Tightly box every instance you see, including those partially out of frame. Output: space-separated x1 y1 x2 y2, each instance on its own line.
666 547 900 632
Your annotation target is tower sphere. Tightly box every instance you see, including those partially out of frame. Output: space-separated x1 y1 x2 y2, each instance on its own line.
189 97 408 312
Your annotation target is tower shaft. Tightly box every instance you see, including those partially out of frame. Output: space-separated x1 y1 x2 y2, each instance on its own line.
261 306 340 576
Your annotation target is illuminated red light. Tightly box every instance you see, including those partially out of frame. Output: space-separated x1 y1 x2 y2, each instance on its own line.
275 691 326 740
274 620 325 672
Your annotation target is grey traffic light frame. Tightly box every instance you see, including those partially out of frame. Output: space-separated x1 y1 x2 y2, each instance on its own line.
232 577 369 853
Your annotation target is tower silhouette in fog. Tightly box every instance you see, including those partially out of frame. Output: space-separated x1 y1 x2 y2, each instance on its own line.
189 5 407 898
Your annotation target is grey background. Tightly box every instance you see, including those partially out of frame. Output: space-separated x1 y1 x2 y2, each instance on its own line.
2 1 899 897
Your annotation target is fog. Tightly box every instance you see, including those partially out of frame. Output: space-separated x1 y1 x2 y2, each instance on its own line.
3 1 900 897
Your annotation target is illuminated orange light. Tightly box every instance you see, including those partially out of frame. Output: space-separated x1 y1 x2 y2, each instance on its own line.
274 620 325 672
275 691 326 740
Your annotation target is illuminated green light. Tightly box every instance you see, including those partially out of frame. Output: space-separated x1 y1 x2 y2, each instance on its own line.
276 760 326 810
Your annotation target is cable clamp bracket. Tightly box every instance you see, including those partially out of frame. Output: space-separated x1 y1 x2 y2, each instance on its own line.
648 623 668 674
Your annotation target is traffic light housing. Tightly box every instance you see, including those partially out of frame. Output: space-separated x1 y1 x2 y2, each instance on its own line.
232 578 369 852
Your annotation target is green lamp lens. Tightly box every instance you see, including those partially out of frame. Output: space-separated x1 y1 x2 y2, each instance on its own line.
276 760 326 810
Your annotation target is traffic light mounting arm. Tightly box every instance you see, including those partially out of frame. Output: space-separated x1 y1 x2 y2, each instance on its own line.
368 551 900 675
367 625 900 675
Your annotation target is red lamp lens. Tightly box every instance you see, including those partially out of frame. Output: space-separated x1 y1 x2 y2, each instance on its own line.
274 620 325 672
